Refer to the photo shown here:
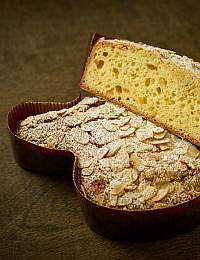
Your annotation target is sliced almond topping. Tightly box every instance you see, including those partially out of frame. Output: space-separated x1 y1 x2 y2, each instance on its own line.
129 154 141 170
98 146 109 159
136 128 154 141
120 168 139 182
78 158 93 168
65 116 82 127
125 143 134 154
130 116 144 128
142 186 157 201
158 143 171 151
152 127 165 134
109 194 118 206
119 128 135 138
106 142 121 157
57 108 68 116
120 124 131 131
147 138 171 145
81 164 94 176
113 116 131 127
20 117 33 126
102 119 118 132
187 144 200 159
152 184 169 202
124 184 137 191
153 131 166 140
110 182 129 195
71 127 90 145
105 114 119 119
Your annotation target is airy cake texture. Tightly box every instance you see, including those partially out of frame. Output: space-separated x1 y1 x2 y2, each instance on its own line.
80 35 200 147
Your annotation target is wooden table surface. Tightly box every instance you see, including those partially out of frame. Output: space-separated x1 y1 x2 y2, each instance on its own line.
1 0 200 259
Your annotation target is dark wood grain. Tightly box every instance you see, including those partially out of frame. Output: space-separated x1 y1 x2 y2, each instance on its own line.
1 0 200 259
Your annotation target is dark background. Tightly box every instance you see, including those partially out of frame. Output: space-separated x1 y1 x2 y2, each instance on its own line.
1 0 200 259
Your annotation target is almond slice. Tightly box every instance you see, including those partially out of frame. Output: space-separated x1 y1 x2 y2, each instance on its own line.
110 182 129 195
142 186 157 201
57 108 68 116
105 114 119 119
187 144 200 159
153 131 166 140
130 116 144 128
152 184 169 202
98 146 109 159
136 128 154 141
78 158 93 168
119 128 135 138
152 127 165 134
120 168 139 182
120 124 131 131
102 119 118 132
113 116 131 127
158 143 171 151
71 127 90 145
147 138 171 145
129 154 142 171
124 184 137 191
64 116 82 127
106 142 121 157
81 164 94 176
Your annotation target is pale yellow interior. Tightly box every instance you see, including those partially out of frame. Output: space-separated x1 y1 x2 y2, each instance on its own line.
82 41 200 144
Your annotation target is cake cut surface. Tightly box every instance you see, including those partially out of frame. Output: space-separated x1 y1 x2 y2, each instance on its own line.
80 34 200 147
18 97 200 210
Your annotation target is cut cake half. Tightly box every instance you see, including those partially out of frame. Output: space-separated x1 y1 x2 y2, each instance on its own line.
80 34 200 147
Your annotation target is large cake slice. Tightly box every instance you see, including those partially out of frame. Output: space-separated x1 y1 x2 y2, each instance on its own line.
80 34 200 147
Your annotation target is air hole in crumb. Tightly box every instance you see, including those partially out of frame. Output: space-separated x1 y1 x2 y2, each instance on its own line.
156 87 161 94
145 78 150 87
135 83 139 87
190 105 194 110
139 96 147 104
179 97 184 101
123 88 130 93
132 73 137 79
115 85 122 94
103 52 108 56
95 59 104 69
118 63 122 68
146 64 158 70
126 97 130 101
159 77 167 87
131 61 135 66
118 96 121 101
105 84 110 88
151 78 155 84
113 68 119 79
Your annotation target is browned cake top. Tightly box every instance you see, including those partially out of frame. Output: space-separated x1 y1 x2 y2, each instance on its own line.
18 97 200 210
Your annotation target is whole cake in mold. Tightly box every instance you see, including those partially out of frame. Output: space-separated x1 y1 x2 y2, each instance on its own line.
80 34 200 147
18 97 200 210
